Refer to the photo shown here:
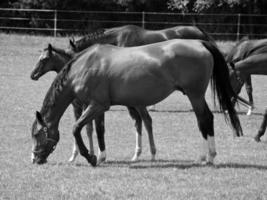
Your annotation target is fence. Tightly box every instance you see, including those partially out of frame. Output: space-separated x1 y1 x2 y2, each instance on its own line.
1 8 267 40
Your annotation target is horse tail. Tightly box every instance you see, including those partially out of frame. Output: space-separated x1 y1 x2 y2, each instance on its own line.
196 26 217 45
201 41 243 137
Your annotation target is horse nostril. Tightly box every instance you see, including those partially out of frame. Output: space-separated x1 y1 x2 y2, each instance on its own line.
31 73 39 81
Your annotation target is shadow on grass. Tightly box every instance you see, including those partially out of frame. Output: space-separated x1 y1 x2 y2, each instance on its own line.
101 159 267 170
110 108 264 116
48 159 267 170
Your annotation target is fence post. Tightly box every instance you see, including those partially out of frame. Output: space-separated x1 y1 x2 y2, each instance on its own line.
236 13 241 41
142 11 145 28
54 10 57 37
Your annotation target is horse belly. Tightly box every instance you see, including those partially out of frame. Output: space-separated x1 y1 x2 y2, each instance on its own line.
110 77 174 106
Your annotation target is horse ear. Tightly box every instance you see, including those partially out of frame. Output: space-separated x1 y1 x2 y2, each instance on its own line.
70 36 75 43
229 62 235 70
36 111 45 127
69 39 76 49
48 44 53 55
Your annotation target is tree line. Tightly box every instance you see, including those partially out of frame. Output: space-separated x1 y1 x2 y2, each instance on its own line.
1 0 266 14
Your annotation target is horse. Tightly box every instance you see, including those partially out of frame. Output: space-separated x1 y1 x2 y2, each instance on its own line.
226 37 267 115
31 24 216 163
69 25 215 112
228 47 267 142
68 25 215 53
31 39 242 166
31 44 156 164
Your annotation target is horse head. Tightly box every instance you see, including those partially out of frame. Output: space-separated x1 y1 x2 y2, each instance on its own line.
31 111 59 164
31 44 68 80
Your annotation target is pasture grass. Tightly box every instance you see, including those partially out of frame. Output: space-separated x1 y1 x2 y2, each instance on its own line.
0 33 267 199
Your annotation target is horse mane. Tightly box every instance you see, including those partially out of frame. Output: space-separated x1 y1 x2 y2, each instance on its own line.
74 28 106 51
51 46 73 59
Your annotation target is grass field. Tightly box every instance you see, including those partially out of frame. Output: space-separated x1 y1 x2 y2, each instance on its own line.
0 33 267 200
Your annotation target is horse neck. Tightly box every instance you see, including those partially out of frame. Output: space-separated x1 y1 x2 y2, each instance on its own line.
40 77 74 129
53 52 71 73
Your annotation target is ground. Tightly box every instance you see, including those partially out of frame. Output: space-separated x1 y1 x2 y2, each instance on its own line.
0 33 267 199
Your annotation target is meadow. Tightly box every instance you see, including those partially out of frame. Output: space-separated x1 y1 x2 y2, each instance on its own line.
0 33 267 200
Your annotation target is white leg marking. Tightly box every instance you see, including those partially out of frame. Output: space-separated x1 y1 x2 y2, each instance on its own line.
68 142 79 163
207 136 216 164
199 138 208 163
148 105 156 111
31 153 34 163
131 131 142 162
97 149 106 165
246 107 252 116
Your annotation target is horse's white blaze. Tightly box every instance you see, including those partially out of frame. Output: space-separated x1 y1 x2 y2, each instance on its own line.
39 52 47 60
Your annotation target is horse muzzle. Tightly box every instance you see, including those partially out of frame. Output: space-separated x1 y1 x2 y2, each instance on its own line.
30 72 41 80
31 154 47 164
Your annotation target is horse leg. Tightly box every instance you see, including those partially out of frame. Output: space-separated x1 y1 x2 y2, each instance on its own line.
94 114 106 165
72 102 107 166
136 107 156 161
189 95 216 165
68 104 83 162
255 108 267 142
245 76 254 116
86 121 94 155
127 107 142 161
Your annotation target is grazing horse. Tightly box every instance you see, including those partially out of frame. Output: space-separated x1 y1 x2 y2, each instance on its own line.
31 24 215 163
228 40 267 141
31 44 156 164
31 39 242 166
226 37 267 115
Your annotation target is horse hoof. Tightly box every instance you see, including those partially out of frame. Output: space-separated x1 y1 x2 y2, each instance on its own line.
68 155 76 163
151 155 156 161
197 155 206 163
97 156 106 165
205 161 214 166
246 109 252 116
90 155 97 167
148 105 156 111
254 136 261 142
131 155 139 162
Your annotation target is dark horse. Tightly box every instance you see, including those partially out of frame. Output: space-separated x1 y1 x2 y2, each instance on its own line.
68 25 215 52
31 44 156 164
228 38 267 141
31 24 216 163
226 37 267 115
31 39 242 166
